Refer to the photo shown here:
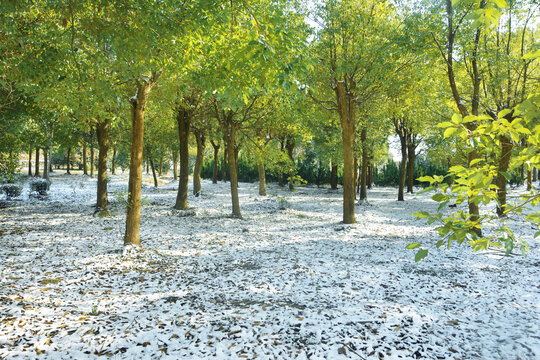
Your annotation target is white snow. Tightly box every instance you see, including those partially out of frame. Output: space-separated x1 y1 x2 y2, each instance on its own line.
0 172 539 359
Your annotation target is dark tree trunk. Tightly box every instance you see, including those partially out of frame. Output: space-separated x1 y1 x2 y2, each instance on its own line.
407 143 416 193
330 163 338 190
149 155 158 188
66 147 72 174
257 158 267 196
222 141 228 182
367 162 373 190
211 140 220 184
175 108 191 210
146 159 149 174
82 144 88 175
35 147 40 177
124 74 158 246
90 146 95 178
172 150 178 180
533 167 537 182
353 157 358 198
193 130 206 195
43 148 49 182
96 118 111 215
111 146 116 175
359 128 368 201
220 112 242 218
278 139 285 187
527 168 532 191
28 148 32 176
286 137 295 191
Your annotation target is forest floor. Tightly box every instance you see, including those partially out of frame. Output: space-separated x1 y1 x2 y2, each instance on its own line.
1 172 539 360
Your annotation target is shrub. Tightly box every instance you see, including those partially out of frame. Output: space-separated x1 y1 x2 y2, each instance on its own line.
31 178 50 194
1 184 22 199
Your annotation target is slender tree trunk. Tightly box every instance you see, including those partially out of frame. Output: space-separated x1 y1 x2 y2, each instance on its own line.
146 159 149 174
286 137 295 191
83 144 88 175
43 148 49 182
407 143 416 193
496 136 513 217
527 168 532 191
257 158 267 196
330 163 338 190
234 145 240 177
533 168 537 182
111 146 116 175
35 147 40 177
193 131 206 195
28 148 32 176
175 108 191 210
368 162 373 190
124 76 158 246
96 118 111 215
66 147 72 174
149 155 158 188
220 112 241 218
172 150 178 181
398 139 407 201
335 80 356 224
360 128 368 201
158 156 163 177
211 140 220 184
222 142 228 182
278 139 285 187
353 157 358 198
90 146 95 178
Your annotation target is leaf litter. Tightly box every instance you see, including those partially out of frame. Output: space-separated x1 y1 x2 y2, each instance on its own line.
0 173 539 359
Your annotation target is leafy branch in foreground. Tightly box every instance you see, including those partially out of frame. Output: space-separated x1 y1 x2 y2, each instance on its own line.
408 107 540 262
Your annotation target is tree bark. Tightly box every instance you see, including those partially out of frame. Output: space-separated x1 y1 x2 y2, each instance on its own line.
335 79 356 224
90 146 95 178
398 139 407 201
175 107 191 210
211 140 220 184
158 155 163 177
172 149 178 180
111 146 116 175
257 158 267 196
278 139 285 187
149 155 158 188
193 130 206 195
368 162 373 190
35 147 40 177
527 168 532 191
222 141 228 182
407 142 416 193
286 137 295 191
66 147 72 174
28 148 32 176
533 167 537 182
96 118 111 215
124 74 158 246
359 128 368 201
353 157 358 198
330 163 338 190
220 112 242 218
43 148 49 182
82 144 88 175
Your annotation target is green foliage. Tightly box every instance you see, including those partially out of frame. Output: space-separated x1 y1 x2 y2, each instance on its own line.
0 153 21 183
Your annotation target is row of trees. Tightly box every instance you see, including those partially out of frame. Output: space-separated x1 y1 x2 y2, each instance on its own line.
0 0 538 254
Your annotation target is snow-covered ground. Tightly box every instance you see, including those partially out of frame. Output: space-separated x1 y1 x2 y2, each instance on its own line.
1 172 539 359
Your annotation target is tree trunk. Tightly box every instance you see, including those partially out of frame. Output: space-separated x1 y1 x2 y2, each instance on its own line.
398 137 407 201
66 147 72 174
368 162 373 190
220 112 241 218
222 142 228 182
257 156 267 196
146 159 149 174
158 155 163 177
360 128 368 201
172 150 178 180
111 146 116 175
124 75 158 246
28 148 32 176
193 130 206 195
407 143 416 193
330 163 338 190
35 147 40 177
286 137 295 191
234 145 240 177
353 157 358 198
527 168 532 191
278 139 285 187
149 155 158 188
90 146 95 178
175 108 191 210
533 167 537 182
96 118 111 215
43 148 49 182
334 80 356 224
82 144 88 175
211 140 220 184
496 135 513 217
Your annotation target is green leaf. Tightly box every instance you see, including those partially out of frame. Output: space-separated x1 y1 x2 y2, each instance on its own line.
415 249 429 262
444 127 458 138
431 193 447 202
414 211 430 219
534 231 540 238
500 171 511 181
417 176 434 183
406 243 421 249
